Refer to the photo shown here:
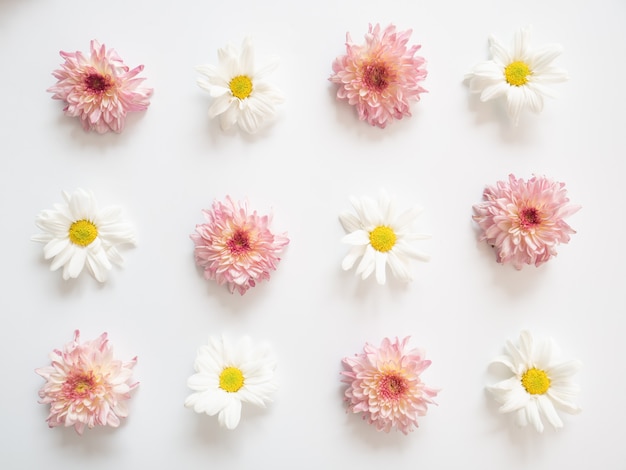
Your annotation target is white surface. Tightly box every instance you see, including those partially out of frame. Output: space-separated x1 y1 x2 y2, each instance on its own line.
1 0 625 468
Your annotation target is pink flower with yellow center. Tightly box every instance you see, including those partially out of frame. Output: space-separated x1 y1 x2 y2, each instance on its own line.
342 337 438 434
48 40 153 133
191 196 289 295
329 23 428 128
35 330 138 435
472 174 580 269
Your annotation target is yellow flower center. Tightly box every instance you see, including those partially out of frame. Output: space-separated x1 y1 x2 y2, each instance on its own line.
504 61 531 86
68 219 98 246
219 366 245 393
74 380 91 394
229 75 253 99
521 367 551 395
369 226 397 252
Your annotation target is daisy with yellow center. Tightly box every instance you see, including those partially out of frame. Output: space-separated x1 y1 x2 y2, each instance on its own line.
487 330 582 433
32 189 136 282
196 36 284 134
185 336 277 430
465 26 568 125
339 189 430 285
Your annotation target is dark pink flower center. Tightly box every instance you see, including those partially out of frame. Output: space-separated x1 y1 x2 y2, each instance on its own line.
84 73 112 94
363 62 390 92
64 371 97 399
519 207 542 229
378 373 407 401
227 229 251 255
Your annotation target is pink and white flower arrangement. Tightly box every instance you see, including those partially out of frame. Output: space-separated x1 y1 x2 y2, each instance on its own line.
35 330 138 435
329 23 428 128
342 337 438 434
487 330 582 432
465 26 568 125
191 196 289 295
472 174 580 269
48 40 153 133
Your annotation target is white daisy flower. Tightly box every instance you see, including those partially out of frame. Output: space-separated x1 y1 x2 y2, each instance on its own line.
185 335 277 430
32 189 136 282
339 189 430 285
487 330 582 433
465 26 568 125
196 36 284 134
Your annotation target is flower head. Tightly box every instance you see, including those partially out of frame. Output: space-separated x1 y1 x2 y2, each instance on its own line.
185 336 277 430
339 189 430 285
48 40 153 133
342 337 438 434
196 36 284 133
465 26 568 125
35 330 138 435
487 330 582 432
472 174 580 269
329 23 428 128
191 196 289 295
32 189 136 282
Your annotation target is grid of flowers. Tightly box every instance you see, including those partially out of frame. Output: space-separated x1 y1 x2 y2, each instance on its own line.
32 23 581 436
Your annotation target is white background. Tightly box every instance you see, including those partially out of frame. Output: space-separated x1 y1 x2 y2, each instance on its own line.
1 0 625 469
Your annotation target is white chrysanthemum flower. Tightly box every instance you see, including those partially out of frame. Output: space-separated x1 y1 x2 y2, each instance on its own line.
32 189 136 282
487 330 582 433
465 26 568 125
339 189 430 285
196 36 284 134
185 336 277 430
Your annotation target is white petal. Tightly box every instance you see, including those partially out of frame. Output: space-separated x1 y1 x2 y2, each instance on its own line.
341 230 370 246
505 86 526 125
497 386 530 413
355 245 375 280
374 251 387 285
480 82 509 102
341 245 366 271
43 238 70 259
208 95 234 119
219 101 240 130
386 251 412 282
547 389 582 414
513 26 532 61
525 399 544 432
66 247 87 279
219 398 242 429
339 212 363 233
529 45 563 72
537 394 563 429
488 35 512 65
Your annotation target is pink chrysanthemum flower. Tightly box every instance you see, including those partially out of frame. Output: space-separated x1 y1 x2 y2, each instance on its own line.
35 330 138 435
191 196 289 295
473 174 580 269
48 40 153 133
329 23 428 128
342 337 438 434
